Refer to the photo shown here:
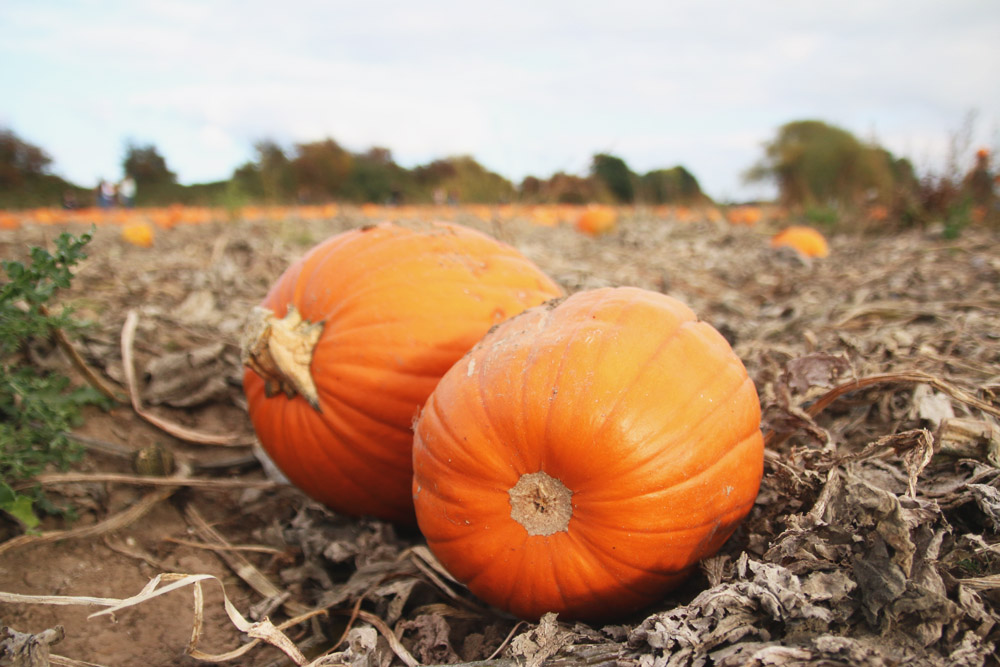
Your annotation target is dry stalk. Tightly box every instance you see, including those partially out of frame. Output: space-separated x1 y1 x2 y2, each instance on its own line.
33 470 279 490
0 486 176 557
40 303 125 403
183 503 312 618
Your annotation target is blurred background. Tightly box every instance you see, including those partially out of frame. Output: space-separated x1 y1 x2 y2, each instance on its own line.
1 0 997 225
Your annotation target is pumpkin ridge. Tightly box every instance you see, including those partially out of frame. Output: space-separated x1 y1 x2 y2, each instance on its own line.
263 398 399 518
557 297 692 488
567 522 685 585
476 353 533 475
538 295 608 474
315 382 410 439
540 535 572 613
574 428 763 535
576 422 762 518
300 383 412 477
577 358 758 499
323 337 481 363
420 390 521 488
300 401 409 507
309 265 554 312
462 528 529 592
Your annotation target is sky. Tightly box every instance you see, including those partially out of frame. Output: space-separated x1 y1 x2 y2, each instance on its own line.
2 1 998 202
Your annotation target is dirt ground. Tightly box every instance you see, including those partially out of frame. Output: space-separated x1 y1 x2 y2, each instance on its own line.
0 208 998 666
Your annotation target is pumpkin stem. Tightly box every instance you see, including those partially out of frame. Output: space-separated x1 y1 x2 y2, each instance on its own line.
509 471 573 536
241 305 324 410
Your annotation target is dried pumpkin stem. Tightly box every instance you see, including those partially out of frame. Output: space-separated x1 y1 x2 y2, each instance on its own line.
241 304 324 410
509 471 573 536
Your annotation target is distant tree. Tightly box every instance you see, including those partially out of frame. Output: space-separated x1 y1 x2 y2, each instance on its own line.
440 156 516 203
640 166 706 204
520 176 544 201
0 128 53 188
540 172 603 204
412 159 459 187
590 153 636 203
122 141 176 185
744 120 901 208
341 146 405 203
292 138 353 200
253 140 295 201
411 156 514 203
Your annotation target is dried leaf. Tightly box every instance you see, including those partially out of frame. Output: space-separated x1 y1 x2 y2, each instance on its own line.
783 353 851 396
508 613 575 667
912 383 956 427
143 342 235 407
967 484 1000 531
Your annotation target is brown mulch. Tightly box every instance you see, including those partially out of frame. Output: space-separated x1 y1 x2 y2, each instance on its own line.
0 209 998 666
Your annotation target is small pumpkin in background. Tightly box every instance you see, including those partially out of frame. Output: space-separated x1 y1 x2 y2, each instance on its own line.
726 206 762 226
121 220 155 247
770 225 829 258
413 286 764 621
575 205 617 236
241 221 564 525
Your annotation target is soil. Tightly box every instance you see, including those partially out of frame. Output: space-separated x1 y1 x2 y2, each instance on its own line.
0 207 998 666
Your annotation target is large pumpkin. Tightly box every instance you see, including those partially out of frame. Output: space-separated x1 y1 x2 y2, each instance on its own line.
412 286 763 620
242 222 564 525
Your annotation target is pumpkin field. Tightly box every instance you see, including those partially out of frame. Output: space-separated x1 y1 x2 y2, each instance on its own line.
1 204 998 666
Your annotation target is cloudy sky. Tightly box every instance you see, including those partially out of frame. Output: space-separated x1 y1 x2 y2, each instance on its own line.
2 1 998 201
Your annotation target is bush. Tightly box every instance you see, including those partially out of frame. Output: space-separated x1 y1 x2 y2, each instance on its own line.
0 228 108 528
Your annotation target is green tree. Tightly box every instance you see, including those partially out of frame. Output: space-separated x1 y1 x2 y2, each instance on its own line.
640 166 706 204
590 153 636 203
122 141 176 185
0 128 52 188
0 128 83 208
522 172 602 204
744 120 900 208
292 138 353 200
230 140 298 203
340 147 407 203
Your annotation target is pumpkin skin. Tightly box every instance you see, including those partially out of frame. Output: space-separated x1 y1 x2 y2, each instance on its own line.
770 225 829 258
242 222 564 525
412 286 763 621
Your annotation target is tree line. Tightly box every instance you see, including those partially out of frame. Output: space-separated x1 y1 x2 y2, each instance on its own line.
1 121 996 228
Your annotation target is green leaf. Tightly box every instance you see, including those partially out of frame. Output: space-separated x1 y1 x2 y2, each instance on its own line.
0 481 40 529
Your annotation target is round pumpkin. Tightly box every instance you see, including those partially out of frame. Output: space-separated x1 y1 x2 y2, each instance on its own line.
770 225 829 258
242 222 564 525
412 286 763 620
575 205 617 236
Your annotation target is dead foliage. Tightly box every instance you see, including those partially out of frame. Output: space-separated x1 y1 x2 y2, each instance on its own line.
0 210 998 666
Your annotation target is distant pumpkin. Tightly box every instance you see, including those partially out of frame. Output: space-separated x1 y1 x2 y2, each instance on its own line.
120 220 155 247
575 205 617 235
770 225 830 258
242 222 564 524
413 286 764 620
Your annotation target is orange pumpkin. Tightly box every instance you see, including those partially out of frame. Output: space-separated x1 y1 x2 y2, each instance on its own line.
575 205 617 235
770 225 830 258
120 220 155 247
413 286 763 620
242 222 564 524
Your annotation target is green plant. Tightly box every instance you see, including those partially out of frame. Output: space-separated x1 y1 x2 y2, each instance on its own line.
943 196 972 239
0 227 106 528
804 205 839 229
